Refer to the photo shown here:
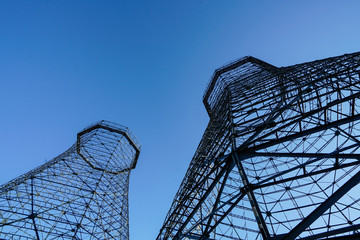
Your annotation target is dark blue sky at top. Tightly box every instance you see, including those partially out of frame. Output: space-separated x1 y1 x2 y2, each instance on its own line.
1 0 360 239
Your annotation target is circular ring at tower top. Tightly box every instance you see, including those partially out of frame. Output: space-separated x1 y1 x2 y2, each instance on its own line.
76 120 141 174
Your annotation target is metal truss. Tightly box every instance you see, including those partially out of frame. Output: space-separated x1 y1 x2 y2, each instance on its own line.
0 120 140 239
157 52 360 239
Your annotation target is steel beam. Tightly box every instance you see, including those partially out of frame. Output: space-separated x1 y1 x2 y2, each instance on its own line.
281 169 360 240
174 160 234 239
233 152 271 240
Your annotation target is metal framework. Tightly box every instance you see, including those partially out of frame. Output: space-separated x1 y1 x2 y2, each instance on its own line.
158 52 360 239
0 120 140 239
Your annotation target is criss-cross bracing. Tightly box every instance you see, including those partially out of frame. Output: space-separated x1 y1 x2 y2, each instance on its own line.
0 121 140 239
158 52 360 240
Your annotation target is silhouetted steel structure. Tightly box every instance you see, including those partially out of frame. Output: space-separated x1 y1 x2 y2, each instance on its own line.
0 120 140 239
158 52 360 240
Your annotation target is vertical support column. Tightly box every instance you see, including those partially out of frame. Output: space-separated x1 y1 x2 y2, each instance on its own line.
30 177 40 240
232 152 271 240
227 89 271 240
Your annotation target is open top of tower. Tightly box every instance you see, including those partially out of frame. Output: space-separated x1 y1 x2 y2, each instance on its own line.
203 52 360 117
203 56 279 116
77 120 141 174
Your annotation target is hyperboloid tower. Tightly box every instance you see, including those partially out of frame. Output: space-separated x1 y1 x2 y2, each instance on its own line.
0 120 140 239
158 52 360 239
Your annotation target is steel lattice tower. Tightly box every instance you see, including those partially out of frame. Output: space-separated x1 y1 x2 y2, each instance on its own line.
158 52 360 240
0 120 140 239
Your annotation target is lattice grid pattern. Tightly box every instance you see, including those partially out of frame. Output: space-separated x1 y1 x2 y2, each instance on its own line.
158 52 360 240
0 120 140 239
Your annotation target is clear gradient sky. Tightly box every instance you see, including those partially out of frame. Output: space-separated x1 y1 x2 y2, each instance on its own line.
1 1 360 239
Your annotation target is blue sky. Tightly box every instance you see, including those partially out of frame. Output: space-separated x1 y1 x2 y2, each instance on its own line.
1 0 360 239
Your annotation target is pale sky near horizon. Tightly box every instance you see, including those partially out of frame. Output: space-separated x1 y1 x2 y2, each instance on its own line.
1 1 360 239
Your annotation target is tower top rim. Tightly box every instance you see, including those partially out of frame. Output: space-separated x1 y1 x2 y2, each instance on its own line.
77 120 141 170
203 56 278 116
